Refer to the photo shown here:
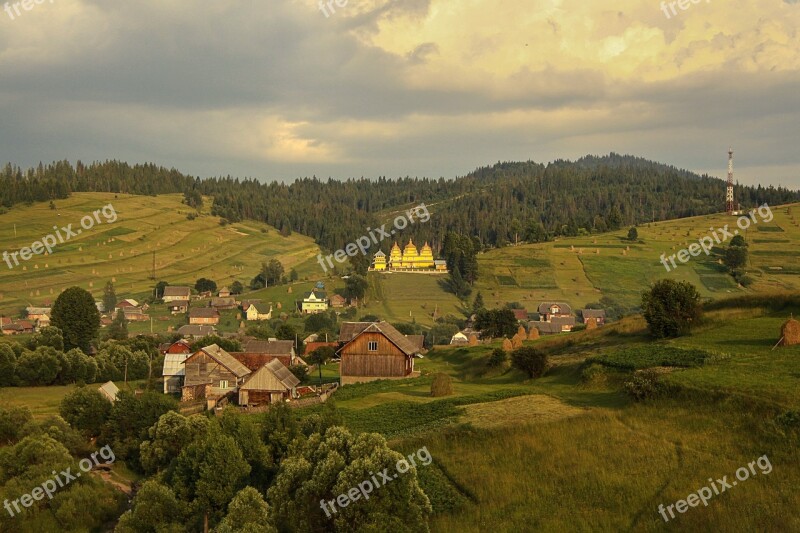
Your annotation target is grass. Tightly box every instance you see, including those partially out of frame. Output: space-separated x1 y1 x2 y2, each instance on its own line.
0 380 148 418
586 346 720 371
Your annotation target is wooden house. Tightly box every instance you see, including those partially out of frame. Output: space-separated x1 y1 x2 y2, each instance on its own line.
581 309 606 326
162 286 191 303
231 339 297 370
188 307 220 325
181 344 251 401
329 294 346 308
167 300 189 314
512 309 529 322
537 302 573 322
218 287 231 298
123 307 149 322
25 307 51 321
238 359 300 406
177 324 217 338
337 321 422 385
211 297 237 310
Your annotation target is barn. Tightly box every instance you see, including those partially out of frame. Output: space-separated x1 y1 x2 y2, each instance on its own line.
181 344 250 401
238 359 300 406
337 321 423 385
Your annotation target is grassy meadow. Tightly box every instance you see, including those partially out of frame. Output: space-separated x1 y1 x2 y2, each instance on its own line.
320 299 800 531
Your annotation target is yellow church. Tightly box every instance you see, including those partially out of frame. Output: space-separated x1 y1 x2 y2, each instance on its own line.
371 239 448 273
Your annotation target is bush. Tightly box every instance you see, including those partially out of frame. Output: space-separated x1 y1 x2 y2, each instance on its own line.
580 363 607 384
0 406 33 445
288 364 309 383
510 347 548 378
623 369 663 401
641 279 702 338
60 387 112 438
487 348 508 369
430 373 453 397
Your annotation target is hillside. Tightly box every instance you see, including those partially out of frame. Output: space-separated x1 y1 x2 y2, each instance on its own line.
0 193 323 315
359 202 800 324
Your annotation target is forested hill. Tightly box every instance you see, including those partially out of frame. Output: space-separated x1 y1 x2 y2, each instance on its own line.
2 155 798 254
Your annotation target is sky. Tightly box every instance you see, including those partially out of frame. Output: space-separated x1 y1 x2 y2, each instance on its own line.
1 0 799 188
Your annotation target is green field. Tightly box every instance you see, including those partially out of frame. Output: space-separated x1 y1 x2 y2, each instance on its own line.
321 301 800 531
0 193 325 318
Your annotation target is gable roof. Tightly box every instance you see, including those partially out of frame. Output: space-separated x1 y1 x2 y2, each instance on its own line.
512 309 529 320
163 286 191 298
211 297 236 307
537 302 572 315
338 321 420 356
163 353 190 377
177 324 217 336
193 344 250 378
303 290 327 300
582 309 606 319
240 359 300 391
244 339 294 355
98 381 120 402
189 307 220 318
551 316 576 326
534 322 563 334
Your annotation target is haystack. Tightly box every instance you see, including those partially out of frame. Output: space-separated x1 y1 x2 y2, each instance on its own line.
502 338 513 352
512 336 523 349
528 328 540 341
468 334 478 346
779 316 800 346
585 317 598 330
517 325 526 337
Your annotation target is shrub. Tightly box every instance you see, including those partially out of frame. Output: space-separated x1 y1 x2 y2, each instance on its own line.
430 373 453 397
288 365 309 383
623 369 663 401
580 363 607 384
510 347 548 378
60 387 112 438
641 279 702 338
487 348 508 369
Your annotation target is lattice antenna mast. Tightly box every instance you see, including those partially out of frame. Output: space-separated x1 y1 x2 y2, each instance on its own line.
726 148 735 215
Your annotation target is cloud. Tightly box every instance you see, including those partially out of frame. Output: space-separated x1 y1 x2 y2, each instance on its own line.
0 0 798 187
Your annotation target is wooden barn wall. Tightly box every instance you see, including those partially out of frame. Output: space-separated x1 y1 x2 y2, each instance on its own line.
340 333 408 377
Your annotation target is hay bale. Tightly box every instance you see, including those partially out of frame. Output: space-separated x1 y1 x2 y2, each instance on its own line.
502 338 513 352
517 325 526 337
430 373 453 397
585 317 598 330
512 336 523 349
468 334 478 346
528 328 540 341
779 317 800 346
287 286 292 294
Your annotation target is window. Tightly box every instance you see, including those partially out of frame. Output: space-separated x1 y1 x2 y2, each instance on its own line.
368 341 378 351
199 363 207 373
219 380 229 389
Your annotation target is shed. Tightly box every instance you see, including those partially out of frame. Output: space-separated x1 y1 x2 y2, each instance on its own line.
238 359 300 406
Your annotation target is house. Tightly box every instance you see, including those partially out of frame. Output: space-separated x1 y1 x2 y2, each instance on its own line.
211 297 237 310
232 339 297 370
218 287 231 298
1 322 22 335
123 307 149 322
163 286 192 303
581 309 606 326
16 320 35 334
188 307 220 325
181 344 251 401
159 340 192 355
537 302 573 322
238 359 300 407
245 303 273 321
241 299 262 311
26 307 51 321
512 309 529 322
303 333 319 345
98 381 120 402
337 321 423 385
329 294 346 308
304 341 338 357
167 300 189 314
35 315 51 330
162 353 190 393
533 316 575 335
176 324 218 338
115 299 139 311
299 290 328 314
